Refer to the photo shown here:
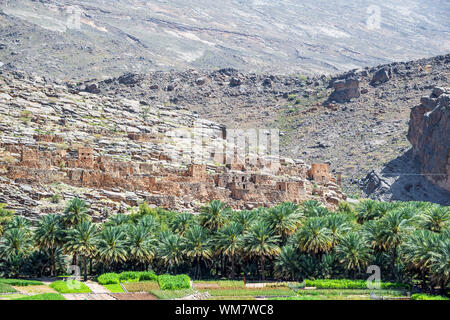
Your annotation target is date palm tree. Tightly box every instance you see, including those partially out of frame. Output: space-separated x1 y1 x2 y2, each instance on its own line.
335 232 372 277
127 225 156 270
242 221 280 280
325 214 352 246
402 229 438 289
171 213 196 236
64 221 99 281
97 226 128 272
294 217 333 255
429 236 450 295
232 210 256 232
138 215 159 233
215 222 243 279
62 198 91 266
34 214 65 276
356 200 386 223
104 213 130 228
274 245 300 280
199 200 230 231
419 205 450 233
301 200 329 218
62 197 90 228
379 209 413 274
158 231 184 273
6 216 32 233
263 202 303 241
362 220 384 252
183 225 212 279
0 227 33 276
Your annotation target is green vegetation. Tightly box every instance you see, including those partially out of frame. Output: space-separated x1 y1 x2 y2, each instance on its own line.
104 284 125 293
0 198 448 299
203 288 296 297
157 274 191 290
0 282 17 293
149 289 195 299
411 294 450 300
98 271 157 285
0 279 43 286
14 293 66 300
97 273 120 285
303 279 409 290
49 280 91 294
0 204 14 237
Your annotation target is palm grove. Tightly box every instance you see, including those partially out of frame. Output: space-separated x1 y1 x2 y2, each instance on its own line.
0 198 448 294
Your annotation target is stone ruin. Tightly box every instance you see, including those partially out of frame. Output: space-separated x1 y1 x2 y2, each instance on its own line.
3 144 346 213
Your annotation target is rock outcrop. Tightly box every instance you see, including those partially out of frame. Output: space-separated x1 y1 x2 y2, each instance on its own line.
328 77 360 103
370 67 392 86
407 87 450 192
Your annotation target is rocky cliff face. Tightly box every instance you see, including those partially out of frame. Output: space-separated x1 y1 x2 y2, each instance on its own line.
407 87 450 192
359 87 450 205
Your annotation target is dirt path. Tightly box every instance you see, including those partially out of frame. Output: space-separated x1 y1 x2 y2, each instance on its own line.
63 293 117 301
110 293 158 300
12 285 58 295
84 281 110 294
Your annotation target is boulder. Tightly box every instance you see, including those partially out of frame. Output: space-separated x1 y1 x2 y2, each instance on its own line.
85 83 100 94
196 77 207 86
370 67 391 86
328 77 360 103
230 77 242 87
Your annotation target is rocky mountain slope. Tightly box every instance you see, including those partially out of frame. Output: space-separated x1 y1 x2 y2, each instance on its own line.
74 54 450 200
0 0 449 79
0 70 346 219
361 87 450 205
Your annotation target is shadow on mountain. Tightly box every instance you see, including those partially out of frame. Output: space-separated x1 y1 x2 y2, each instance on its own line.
361 149 450 205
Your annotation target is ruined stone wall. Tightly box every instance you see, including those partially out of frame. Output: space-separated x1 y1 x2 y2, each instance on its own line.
307 163 331 183
5 146 346 211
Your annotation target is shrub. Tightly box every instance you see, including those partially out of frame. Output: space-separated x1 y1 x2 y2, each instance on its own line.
0 279 44 286
51 194 62 204
15 293 66 300
119 271 141 282
157 274 191 290
49 280 91 294
139 271 157 282
411 294 449 300
97 273 119 285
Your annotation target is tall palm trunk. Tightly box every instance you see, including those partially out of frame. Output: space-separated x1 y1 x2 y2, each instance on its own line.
72 252 78 267
50 248 56 277
391 246 397 278
83 255 88 282
231 255 235 280
197 256 202 280
260 255 265 281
